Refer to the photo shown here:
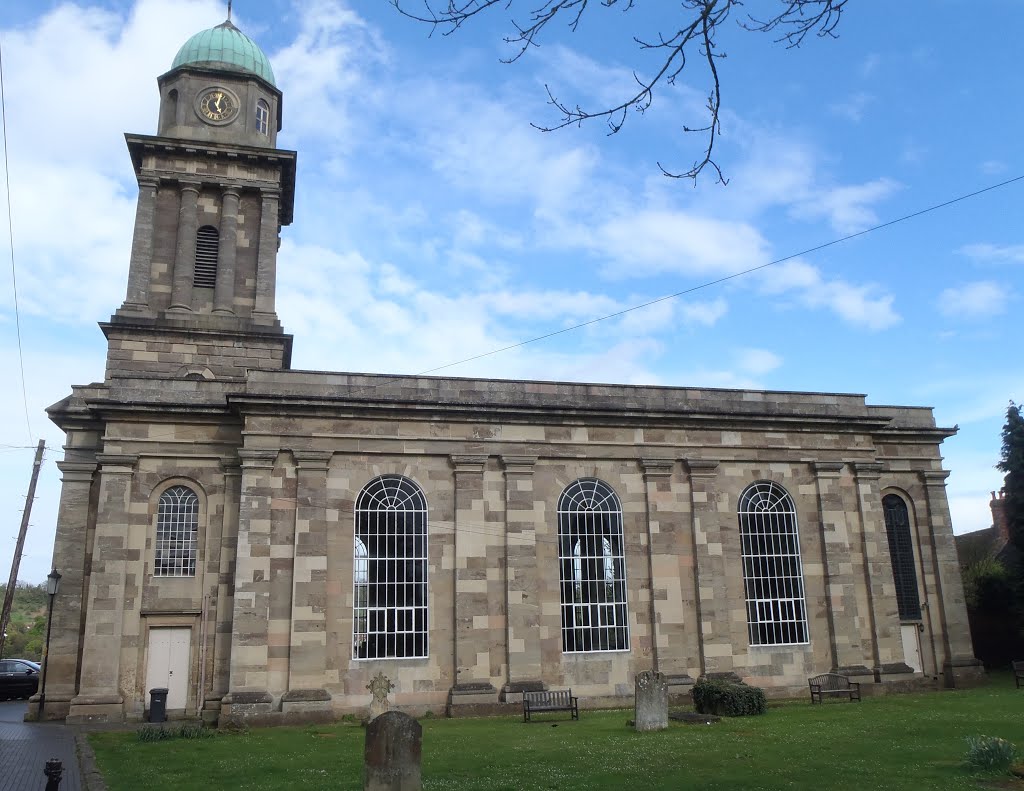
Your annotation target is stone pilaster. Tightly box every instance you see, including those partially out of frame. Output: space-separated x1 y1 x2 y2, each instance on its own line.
852 462 903 677
449 454 498 699
30 459 97 721
224 449 277 718
253 190 280 318
813 462 871 674
501 455 541 690
67 454 137 723
206 460 240 720
920 470 984 686
288 452 332 699
169 183 200 312
213 188 240 314
640 458 675 672
122 176 157 311
687 459 729 675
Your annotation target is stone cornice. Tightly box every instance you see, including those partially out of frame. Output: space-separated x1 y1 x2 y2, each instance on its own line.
852 462 884 479
685 459 719 478
641 458 675 478
501 455 537 474
293 450 333 471
56 460 98 481
450 454 488 473
238 449 278 468
920 470 951 486
95 453 138 472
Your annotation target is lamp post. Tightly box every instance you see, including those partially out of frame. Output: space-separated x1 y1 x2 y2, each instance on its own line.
38 568 61 719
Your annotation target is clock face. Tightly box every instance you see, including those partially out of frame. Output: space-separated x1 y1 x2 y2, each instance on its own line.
197 88 238 123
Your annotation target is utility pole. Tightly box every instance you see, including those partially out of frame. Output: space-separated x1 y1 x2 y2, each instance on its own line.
0 439 45 659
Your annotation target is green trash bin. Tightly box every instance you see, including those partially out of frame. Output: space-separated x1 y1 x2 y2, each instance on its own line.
149 688 169 723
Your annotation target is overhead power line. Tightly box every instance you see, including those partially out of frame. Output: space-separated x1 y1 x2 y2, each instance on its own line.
18 173 1024 465
415 174 1024 377
0 36 33 441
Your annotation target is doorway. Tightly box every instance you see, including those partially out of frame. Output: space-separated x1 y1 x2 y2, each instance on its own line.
146 627 191 710
900 623 922 673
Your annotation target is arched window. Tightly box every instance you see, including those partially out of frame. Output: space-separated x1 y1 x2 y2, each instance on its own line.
558 478 629 652
352 475 428 659
255 100 270 135
882 494 922 621
738 481 809 645
161 88 178 130
193 225 219 288
155 485 199 577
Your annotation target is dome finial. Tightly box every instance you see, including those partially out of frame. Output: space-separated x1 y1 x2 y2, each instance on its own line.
227 1 232 22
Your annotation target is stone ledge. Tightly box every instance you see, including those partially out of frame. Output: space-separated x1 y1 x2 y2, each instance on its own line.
282 688 331 703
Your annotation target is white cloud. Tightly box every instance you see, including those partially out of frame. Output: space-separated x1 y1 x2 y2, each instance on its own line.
829 91 873 122
762 259 900 330
959 243 1024 265
860 53 881 77
938 281 1009 320
594 210 768 278
980 160 1008 175
737 348 782 376
271 0 383 150
791 178 901 234
677 299 728 327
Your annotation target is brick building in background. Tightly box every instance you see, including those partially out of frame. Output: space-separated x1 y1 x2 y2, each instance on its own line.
34 18 982 725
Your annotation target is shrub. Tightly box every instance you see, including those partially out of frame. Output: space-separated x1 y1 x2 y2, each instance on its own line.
136 723 215 743
965 735 1017 773
692 677 767 717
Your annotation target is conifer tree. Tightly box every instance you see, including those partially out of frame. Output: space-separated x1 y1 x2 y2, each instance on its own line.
997 401 1024 555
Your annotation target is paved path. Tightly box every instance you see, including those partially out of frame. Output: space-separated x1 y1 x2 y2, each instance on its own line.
0 701 83 791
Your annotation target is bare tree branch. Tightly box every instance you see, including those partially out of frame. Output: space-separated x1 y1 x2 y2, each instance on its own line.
390 0 848 183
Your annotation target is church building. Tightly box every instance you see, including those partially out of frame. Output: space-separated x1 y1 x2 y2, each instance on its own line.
36 18 982 725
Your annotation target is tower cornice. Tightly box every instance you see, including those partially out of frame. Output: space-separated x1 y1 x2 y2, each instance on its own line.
125 133 296 224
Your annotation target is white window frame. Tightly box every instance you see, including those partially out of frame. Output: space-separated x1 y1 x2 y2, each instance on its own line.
738 480 809 646
255 99 270 135
352 475 429 660
558 478 630 653
154 485 199 577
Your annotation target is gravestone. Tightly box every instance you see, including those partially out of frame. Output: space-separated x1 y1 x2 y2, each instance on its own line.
634 670 668 732
367 672 394 721
364 711 422 791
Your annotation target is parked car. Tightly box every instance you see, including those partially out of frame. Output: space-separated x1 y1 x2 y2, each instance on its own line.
0 658 40 700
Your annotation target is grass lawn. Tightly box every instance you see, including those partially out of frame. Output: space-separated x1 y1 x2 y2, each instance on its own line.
88 676 1024 790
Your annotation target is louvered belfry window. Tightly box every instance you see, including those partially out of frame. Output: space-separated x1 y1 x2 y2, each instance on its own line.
739 481 810 646
193 225 219 288
882 494 922 621
558 478 630 653
352 475 429 660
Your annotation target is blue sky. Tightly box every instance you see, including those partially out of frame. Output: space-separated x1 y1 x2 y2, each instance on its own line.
1 0 1021 584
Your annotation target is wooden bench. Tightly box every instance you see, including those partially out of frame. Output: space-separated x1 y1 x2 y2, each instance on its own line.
523 689 579 722
808 673 861 704
1013 661 1024 689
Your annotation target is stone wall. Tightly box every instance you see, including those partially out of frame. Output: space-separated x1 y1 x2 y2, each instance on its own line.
46 371 980 723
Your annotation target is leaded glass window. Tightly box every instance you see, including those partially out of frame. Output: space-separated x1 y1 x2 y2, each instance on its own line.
739 481 809 645
882 494 922 621
558 478 629 652
352 475 428 659
155 485 198 577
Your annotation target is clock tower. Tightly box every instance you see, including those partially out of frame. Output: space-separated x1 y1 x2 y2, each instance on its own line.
107 17 295 381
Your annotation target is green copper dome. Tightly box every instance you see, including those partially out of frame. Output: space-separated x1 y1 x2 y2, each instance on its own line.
171 20 275 86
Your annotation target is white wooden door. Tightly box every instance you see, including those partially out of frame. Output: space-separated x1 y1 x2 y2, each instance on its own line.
900 624 922 673
146 627 191 710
